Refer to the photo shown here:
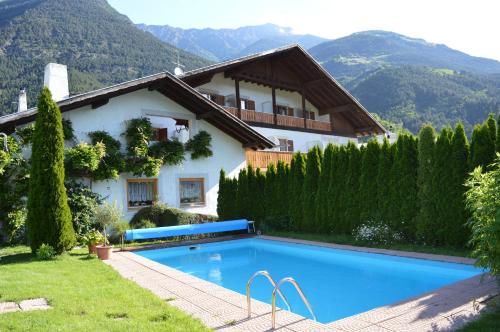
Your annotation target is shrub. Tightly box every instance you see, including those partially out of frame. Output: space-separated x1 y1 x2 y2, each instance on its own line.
353 221 403 245
135 219 156 229
465 155 500 276
65 142 106 177
130 203 217 228
66 181 103 237
36 244 57 260
82 229 105 246
4 208 27 245
27 87 76 253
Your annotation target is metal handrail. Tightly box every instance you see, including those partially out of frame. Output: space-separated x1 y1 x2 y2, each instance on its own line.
272 277 316 329
246 271 291 318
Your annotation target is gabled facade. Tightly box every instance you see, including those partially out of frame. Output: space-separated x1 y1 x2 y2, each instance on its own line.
181 45 385 167
0 46 384 217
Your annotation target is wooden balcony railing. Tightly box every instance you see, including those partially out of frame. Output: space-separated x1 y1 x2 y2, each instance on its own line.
222 107 331 132
245 150 293 169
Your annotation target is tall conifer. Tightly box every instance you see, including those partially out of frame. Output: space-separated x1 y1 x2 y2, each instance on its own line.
359 140 380 223
27 87 76 253
377 138 394 224
471 123 496 169
302 146 322 232
315 144 334 232
343 142 362 232
290 153 306 231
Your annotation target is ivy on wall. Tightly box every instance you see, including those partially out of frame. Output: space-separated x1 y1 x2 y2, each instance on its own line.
186 131 213 160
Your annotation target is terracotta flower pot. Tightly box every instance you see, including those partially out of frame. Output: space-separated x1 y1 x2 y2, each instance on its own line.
96 245 112 260
88 244 97 254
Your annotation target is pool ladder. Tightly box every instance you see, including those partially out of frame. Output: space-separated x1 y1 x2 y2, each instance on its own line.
246 270 317 329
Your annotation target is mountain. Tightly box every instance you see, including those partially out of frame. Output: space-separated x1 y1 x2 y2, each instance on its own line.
309 31 500 83
349 66 500 133
137 23 327 61
0 0 211 115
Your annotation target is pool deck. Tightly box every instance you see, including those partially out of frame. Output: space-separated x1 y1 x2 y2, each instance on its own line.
106 235 499 331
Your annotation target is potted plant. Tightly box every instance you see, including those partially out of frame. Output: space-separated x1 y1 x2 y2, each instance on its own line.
94 201 123 260
83 230 105 254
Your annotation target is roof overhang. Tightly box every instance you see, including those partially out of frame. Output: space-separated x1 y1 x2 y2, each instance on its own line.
181 45 386 137
0 72 274 150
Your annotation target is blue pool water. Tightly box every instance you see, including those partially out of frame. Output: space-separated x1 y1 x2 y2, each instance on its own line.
136 238 483 323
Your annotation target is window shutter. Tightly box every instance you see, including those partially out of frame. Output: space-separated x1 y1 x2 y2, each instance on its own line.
288 140 294 152
246 99 255 111
158 128 168 142
216 95 225 106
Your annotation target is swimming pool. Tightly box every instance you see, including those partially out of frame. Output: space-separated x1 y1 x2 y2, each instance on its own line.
136 238 483 323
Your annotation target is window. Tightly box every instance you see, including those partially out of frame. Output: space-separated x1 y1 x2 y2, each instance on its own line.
127 179 158 208
276 105 293 116
152 128 168 142
278 139 294 152
240 98 255 110
304 110 316 120
201 92 225 106
179 178 205 206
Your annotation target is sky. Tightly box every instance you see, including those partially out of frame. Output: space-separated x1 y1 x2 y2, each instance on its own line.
108 0 500 61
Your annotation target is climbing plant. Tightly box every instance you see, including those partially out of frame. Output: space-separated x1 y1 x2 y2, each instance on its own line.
185 130 213 160
88 131 125 180
65 142 106 178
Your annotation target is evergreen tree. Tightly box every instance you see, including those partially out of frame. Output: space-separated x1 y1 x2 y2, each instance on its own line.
428 128 454 245
416 125 437 242
336 142 363 234
315 144 334 233
301 146 322 232
471 123 496 169
217 169 227 219
486 113 497 144
228 178 239 219
445 123 470 246
235 168 248 218
276 161 291 230
329 146 349 233
27 87 76 253
377 138 394 224
289 153 306 231
359 140 381 223
497 113 500 153
253 168 266 225
264 164 277 229
390 135 419 239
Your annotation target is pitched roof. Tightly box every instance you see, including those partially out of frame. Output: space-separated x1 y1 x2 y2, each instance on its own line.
0 72 274 149
181 45 386 136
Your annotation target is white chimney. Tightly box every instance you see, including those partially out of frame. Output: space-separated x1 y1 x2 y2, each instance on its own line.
18 88 27 113
43 63 69 102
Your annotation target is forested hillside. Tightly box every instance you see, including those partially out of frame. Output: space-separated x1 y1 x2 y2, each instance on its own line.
0 0 211 115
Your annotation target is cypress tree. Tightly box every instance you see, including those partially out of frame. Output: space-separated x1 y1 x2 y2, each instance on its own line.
390 135 419 239
246 165 257 221
236 168 248 218
359 139 381 223
276 161 290 230
217 169 227 219
301 146 322 232
416 125 437 242
289 153 306 231
264 164 277 229
27 87 76 253
329 146 349 233
228 178 239 219
315 144 334 233
343 142 362 233
471 123 496 169
486 113 497 144
377 138 394 224
435 128 455 244
253 168 266 225
445 123 470 246
496 113 500 153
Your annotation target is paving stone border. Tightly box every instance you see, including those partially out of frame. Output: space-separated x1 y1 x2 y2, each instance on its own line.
0 298 51 314
107 236 499 331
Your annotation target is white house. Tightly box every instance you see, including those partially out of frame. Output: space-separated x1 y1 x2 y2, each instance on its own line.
0 46 385 219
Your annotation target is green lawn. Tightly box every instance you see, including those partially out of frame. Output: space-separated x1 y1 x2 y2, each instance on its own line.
0 246 209 332
267 231 472 257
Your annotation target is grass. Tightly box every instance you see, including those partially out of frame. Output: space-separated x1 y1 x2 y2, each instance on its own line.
0 246 209 332
266 231 472 257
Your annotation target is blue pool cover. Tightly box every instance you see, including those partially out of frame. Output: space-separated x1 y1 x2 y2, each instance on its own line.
124 219 251 241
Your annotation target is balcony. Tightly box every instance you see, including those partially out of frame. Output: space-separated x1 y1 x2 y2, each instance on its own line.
245 149 293 169
223 107 332 132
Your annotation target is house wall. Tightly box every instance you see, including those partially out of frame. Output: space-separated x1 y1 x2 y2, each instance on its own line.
61 89 246 220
